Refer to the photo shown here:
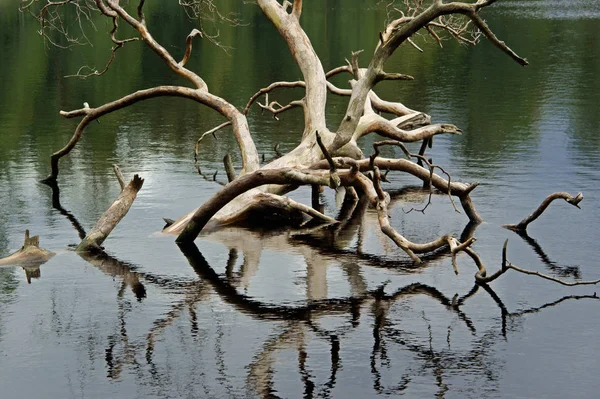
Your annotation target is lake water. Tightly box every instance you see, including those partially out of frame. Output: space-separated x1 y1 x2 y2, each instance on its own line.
1 1 599 398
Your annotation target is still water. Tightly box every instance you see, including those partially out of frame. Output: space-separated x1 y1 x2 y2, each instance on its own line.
1 1 599 398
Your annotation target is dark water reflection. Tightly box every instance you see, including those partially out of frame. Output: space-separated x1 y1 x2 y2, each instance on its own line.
1 1 600 398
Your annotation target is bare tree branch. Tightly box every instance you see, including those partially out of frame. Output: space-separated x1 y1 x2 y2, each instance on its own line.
353 113 461 142
243 81 305 115
46 86 259 182
456 240 600 286
291 0 302 19
332 0 528 152
503 192 583 232
257 0 328 137
179 28 203 67
257 94 304 120
77 170 144 252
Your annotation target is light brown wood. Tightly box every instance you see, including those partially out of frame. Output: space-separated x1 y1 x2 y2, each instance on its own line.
77 174 144 252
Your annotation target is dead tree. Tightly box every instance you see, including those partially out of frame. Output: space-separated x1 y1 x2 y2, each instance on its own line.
21 1 598 287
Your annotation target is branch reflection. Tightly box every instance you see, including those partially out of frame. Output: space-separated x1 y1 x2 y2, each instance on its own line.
45 181 599 397
177 240 598 398
509 229 581 278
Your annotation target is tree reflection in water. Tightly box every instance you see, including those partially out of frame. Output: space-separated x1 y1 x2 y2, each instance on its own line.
40 182 599 397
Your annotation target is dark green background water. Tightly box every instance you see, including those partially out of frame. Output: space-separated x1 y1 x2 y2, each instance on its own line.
1 1 599 398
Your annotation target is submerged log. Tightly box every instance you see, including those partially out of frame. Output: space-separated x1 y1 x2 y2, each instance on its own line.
0 230 55 267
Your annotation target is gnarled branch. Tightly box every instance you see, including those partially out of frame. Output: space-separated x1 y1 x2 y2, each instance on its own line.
458 240 599 286
47 86 259 182
179 28 203 67
503 192 583 232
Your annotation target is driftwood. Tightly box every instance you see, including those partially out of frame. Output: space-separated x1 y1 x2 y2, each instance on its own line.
0 166 143 272
503 192 583 232
0 230 55 267
0 166 145 287
77 166 144 252
21 0 599 291
35 0 521 236
0 230 55 284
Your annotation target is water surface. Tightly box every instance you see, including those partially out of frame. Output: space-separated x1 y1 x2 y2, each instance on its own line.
0 1 599 398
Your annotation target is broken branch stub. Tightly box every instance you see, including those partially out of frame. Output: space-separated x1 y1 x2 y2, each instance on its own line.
77 174 144 252
0 230 55 267
503 192 583 232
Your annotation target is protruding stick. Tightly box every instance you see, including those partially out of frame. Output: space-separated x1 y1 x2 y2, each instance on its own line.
179 29 203 67
315 131 340 188
503 192 583 232
77 173 144 252
223 153 236 183
113 164 126 190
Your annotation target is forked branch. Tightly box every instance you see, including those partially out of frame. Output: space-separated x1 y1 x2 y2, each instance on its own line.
333 0 528 152
258 94 304 120
243 81 305 115
455 240 600 286
371 164 461 263
311 157 482 223
369 140 461 214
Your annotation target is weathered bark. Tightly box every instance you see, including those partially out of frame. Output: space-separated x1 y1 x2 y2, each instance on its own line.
257 0 327 138
34 0 586 288
45 85 259 183
40 0 523 239
353 114 461 142
175 167 378 242
77 171 144 252
252 193 338 225
42 0 260 183
223 153 236 183
503 192 583 232
0 230 55 267
311 156 482 223
331 0 527 153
